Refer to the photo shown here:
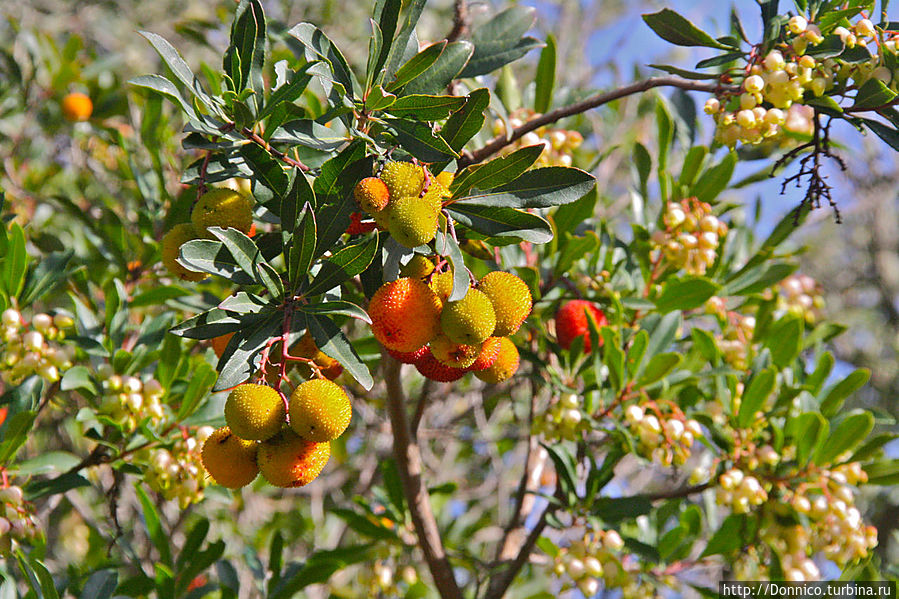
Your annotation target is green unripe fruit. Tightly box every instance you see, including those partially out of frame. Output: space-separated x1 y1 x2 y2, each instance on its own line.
400 255 436 279
477 271 533 336
421 180 450 212
288 379 352 442
430 334 480 368
161 223 208 282
441 288 496 345
224 383 285 441
201 426 259 488
429 271 455 304
191 188 254 234
388 196 439 248
380 161 425 199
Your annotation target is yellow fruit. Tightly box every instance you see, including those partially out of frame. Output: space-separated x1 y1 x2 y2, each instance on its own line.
293 332 343 380
388 196 439 248
421 181 450 211
477 271 532 336
435 171 455 189
369 278 442 352
191 188 254 234
257 428 330 488
429 334 480 369
372 205 393 229
354 177 391 213
441 288 496 345
288 379 351 442
201 426 259 488
400 255 436 279
380 162 425 199
474 338 520 383
224 383 285 441
161 223 208 282
429 271 455 304
61 92 92 122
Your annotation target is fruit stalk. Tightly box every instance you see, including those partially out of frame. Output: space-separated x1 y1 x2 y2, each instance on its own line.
382 352 463 599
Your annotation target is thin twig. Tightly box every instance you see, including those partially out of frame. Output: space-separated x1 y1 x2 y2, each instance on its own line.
460 77 734 167
240 127 310 171
484 504 553 599
446 0 469 42
382 352 463 599
411 378 435 435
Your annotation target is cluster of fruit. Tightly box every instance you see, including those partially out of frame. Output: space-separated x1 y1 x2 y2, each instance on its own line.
651 199 728 276
705 16 885 147
715 468 769 514
95 365 166 432
776 272 824 323
141 426 215 508
0 308 73 385
548 528 627 597
161 187 255 281
0 485 41 555
533 393 589 441
718 312 756 371
370 268 531 383
491 108 583 167
623 404 703 467
353 161 457 248
201 379 351 489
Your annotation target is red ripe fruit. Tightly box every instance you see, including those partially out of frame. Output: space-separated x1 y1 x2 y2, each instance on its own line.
466 337 502 371
346 212 377 235
414 349 467 382
387 346 429 364
555 300 608 352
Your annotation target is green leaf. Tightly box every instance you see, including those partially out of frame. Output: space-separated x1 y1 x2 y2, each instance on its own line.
371 0 401 81
437 88 490 160
223 0 266 102
178 239 256 285
20 250 73 306
541 442 578 506
16 451 81 476
176 362 217 420
61 366 98 396
386 94 466 120
212 314 280 391
81 571 117 599
136 485 173 566
863 459 899 485
700 514 752 557
820 368 870 418
0 410 36 465
16 551 59 599
365 85 396 111
853 78 897 110
723 262 797 296
170 307 257 340
383 118 459 162
288 203 317 286
451 145 544 198
642 9 734 50
289 23 357 100
258 61 319 121
1 223 26 302
298 301 371 324
331 508 399 540
26 472 90 500
654 277 720 313
207 227 282 295
592 495 653 521
456 167 595 209
862 119 899 152
633 143 651 199
313 143 370 257
434 229 470 302
307 315 373 390
534 34 556 113
270 120 349 151
789 412 829 466
764 315 803 368
138 31 216 111
678 146 708 187
383 0 427 80
692 151 736 203
737 369 776 428
648 64 719 80
447 204 553 243
638 353 682 386
305 235 378 297
386 41 446 92
402 41 473 96
239 144 290 198
459 7 542 77
815 410 875 465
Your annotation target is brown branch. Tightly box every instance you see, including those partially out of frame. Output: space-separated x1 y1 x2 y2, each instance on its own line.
459 76 734 168
446 0 469 42
411 378 435 435
484 503 553 599
240 127 310 171
382 352 463 599
645 481 711 501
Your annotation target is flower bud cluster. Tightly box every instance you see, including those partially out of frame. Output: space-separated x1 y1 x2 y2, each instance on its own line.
533 393 589 441
141 426 214 508
624 405 702 467
717 312 756 371
549 529 627 597
0 485 41 555
0 309 74 385
358 560 418 596
777 273 824 323
716 468 769 513
493 109 583 167
651 199 728 276
96 364 167 432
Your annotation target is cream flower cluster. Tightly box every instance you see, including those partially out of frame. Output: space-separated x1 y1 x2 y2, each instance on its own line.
1 309 73 385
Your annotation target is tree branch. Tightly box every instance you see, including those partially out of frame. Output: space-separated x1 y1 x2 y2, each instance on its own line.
484 503 553 599
446 0 469 42
459 76 733 168
382 352 463 599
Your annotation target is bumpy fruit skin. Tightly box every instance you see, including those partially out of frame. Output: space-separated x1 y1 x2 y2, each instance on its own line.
211 332 234 358
354 177 391 213
441 288 497 345
201 426 259 488
369 278 442 352
400 255 435 279
478 272 532 336
161 223 208 282
429 334 480 369
257 429 330 488
387 346 429 364
415 349 467 382
555 300 608 352
421 180 450 211
191 188 254 234
467 337 501 371
288 379 351 442
474 338 519 383
388 196 439 248
224 383 285 441
380 161 425 199
435 171 455 189
61 92 92 122
429 271 454 304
